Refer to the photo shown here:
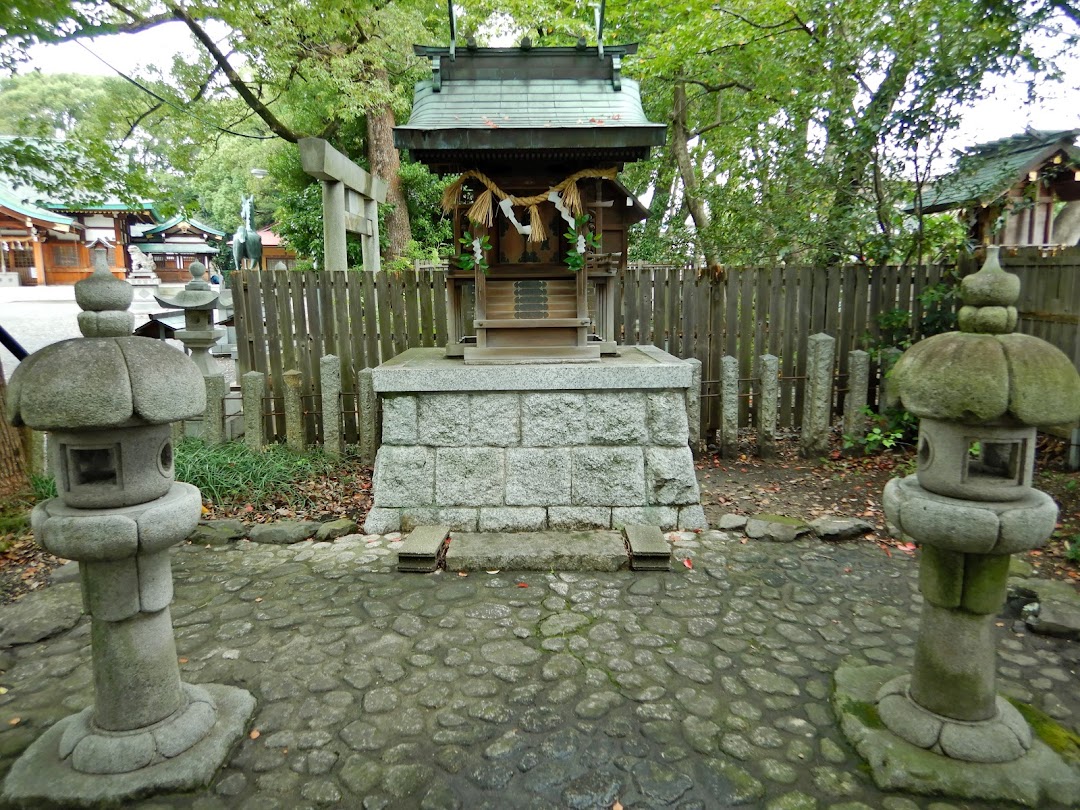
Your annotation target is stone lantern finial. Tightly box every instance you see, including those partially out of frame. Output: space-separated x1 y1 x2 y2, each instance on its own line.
957 245 1020 334
74 249 134 338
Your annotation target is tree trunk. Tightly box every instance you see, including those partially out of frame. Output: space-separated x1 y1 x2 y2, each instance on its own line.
0 365 29 500
671 82 721 270
365 86 410 260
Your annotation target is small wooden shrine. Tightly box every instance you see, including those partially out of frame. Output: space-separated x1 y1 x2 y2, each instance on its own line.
394 35 664 363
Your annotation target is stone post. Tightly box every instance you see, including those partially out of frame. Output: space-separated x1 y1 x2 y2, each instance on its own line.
283 369 305 451
322 180 347 273
685 358 702 454
358 367 378 466
203 374 226 445
800 333 834 457
842 349 869 445
719 355 739 458
757 354 778 459
321 354 342 457
242 371 267 452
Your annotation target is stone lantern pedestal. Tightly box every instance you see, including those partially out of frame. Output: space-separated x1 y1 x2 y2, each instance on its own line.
834 247 1080 807
2 258 254 805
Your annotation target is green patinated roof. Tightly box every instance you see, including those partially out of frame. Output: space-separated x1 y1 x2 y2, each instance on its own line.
142 214 225 237
0 180 75 228
134 242 219 255
395 46 665 167
914 129 1080 214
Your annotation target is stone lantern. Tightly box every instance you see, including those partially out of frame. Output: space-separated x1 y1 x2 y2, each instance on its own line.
154 260 229 377
874 246 1080 765
2 256 254 803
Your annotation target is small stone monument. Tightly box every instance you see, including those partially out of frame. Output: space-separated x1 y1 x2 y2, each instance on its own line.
834 247 1080 806
154 261 229 377
2 253 254 804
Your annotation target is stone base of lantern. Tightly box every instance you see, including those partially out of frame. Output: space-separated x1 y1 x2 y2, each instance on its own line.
2 683 254 806
363 346 705 535
834 663 1080 808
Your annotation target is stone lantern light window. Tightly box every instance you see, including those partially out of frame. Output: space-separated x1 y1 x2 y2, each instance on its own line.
964 438 1025 486
66 444 121 489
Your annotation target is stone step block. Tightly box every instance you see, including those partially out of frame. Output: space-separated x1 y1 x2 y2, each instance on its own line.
444 531 629 572
396 525 450 573
624 524 671 571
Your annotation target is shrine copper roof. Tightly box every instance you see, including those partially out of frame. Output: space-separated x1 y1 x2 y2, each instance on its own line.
395 46 665 170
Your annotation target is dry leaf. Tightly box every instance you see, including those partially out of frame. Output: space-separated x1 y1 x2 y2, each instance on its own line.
682 557 693 570
486 570 501 574
457 571 468 577
178 657 189 664
254 597 263 603
8 717 19 726
249 729 261 740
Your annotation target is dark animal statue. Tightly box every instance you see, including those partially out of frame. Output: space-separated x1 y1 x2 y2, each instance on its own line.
232 195 263 271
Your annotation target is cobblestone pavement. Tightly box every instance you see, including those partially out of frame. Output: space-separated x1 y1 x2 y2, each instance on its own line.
0 530 1077 809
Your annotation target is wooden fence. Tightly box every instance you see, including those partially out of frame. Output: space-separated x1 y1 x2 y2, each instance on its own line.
234 248 1080 445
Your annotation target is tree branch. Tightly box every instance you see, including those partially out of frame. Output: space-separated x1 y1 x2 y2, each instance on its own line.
164 1 300 143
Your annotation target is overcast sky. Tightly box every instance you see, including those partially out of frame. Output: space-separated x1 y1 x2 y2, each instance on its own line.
24 19 1080 171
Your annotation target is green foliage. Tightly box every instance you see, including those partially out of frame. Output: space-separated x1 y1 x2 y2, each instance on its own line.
457 225 492 273
29 473 56 502
564 214 601 273
172 438 336 508
843 405 917 454
1065 536 1080 563
399 158 454 258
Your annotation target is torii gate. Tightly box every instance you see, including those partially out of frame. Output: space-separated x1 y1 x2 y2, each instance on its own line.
298 138 388 272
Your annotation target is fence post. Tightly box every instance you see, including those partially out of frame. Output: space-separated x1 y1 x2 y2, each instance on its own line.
686 358 702 454
758 354 778 459
843 350 870 445
283 369 305 452
359 368 378 466
203 374 227 445
720 355 739 458
242 371 267 452
321 355 342 457
800 333 835 457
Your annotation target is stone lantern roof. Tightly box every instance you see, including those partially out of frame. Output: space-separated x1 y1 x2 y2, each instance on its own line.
892 247 1080 427
7 262 206 431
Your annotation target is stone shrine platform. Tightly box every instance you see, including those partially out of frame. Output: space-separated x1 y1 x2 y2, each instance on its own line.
364 346 706 536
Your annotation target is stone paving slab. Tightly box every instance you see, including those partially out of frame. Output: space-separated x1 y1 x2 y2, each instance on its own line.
444 531 630 572
0 531 1076 810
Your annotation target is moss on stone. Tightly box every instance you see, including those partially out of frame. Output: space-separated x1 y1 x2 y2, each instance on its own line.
837 697 885 730
1007 698 1080 764
753 513 808 528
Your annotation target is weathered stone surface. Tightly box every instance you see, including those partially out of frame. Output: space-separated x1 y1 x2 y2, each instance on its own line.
521 393 587 447
678 504 708 531
800 333 834 457
444 531 628 572
810 517 873 542
248 521 319 545
611 506 678 531
469 393 520 447
548 507 610 530
314 518 357 542
505 449 570 506
478 507 546 532
586 392 647 445
373 446 435 507
745 514 811 543
417 393 470 446
645 446 699 505
0 582 83 647
571 447 645 506
401 508 478 532
646 391 690 446
717 513 748 530
435 448 504 506
363 506 401 534
381 395 418 445
1025 599 1080 639
188 519 246 546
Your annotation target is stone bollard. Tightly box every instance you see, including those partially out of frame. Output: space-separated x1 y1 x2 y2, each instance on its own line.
203 373 227 445
800 333 834 457
877 346 903 411
283 369 305 452
685 358 702 454
358 367 378 466
2 259 254 804
842 349 869 446
242 370 267 452
757 354 778 459
719 355 739 458
321 355 342 457
835 246 1080 806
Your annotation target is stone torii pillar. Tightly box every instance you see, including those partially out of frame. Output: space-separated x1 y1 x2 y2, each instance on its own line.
298 137 388 272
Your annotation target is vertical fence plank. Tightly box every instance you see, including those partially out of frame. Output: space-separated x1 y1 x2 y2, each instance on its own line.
433 269 448 347
375 271 393 363
363 270 381 365
403 270 421 349
780 264 798 428
418 269 435 348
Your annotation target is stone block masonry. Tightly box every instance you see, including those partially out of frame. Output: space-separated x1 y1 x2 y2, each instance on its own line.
365 347 705 534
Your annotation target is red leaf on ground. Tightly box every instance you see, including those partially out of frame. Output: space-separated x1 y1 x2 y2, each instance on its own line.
683 558 693 570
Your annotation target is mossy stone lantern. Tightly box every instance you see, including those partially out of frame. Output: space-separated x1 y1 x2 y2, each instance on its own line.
878 246 1080 763
2 256 254 804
